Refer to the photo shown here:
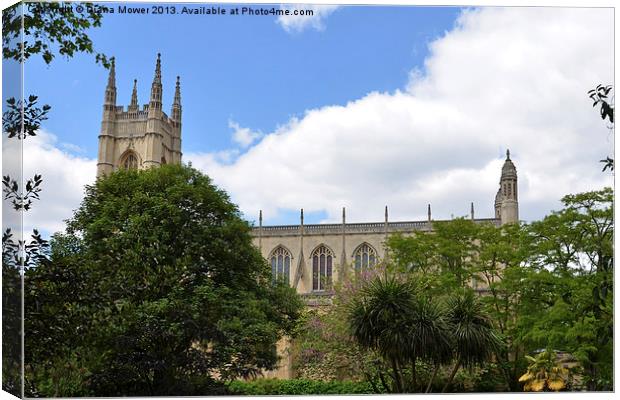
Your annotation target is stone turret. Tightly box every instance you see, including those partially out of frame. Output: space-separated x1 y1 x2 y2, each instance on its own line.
498 149 519 224
97 57 117 176
143 53 164 169
170 76 182 164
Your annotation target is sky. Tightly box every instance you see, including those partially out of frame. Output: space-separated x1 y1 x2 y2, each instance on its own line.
2 3 614 237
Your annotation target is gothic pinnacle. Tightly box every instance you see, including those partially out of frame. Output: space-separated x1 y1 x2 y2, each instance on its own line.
104 56 117 106
173 76 181 105
107 56 116 88
130 79 138 108
153 53 162 84
149 53 163 107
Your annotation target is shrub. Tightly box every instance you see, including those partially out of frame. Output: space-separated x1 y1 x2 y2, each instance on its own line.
226 378 378 395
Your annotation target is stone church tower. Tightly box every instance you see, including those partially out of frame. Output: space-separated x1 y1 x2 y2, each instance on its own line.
97 54 182 176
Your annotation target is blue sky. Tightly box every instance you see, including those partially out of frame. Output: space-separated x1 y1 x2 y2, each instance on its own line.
6 4 613 235
24 4 461 157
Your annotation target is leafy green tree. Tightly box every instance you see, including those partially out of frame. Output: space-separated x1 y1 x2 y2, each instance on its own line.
24 165 303 396
3 1 109 65
472 222 533 391
388 218 481 292
524 187 613 390
3 4 108 393
388 219 522 391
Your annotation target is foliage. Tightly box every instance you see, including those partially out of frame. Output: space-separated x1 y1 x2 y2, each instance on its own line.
589 84 614 123
521 188 613 390
2 92 50 396
346 273 498 393
388 218 481 291
588 84 614 171
227 378 378 395
2 95 51 139
3 1 109 66
24 165 304 396
3 173 43 211
519 350 570 391
291 267 403 394
384 189 613 392
442 291 502 392
3 2 108 395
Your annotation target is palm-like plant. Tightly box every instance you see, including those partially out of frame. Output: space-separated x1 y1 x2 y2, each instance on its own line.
348 276 416 392
441 291 502 392
519 349 569 392
408 296 453 392
347 276 453 393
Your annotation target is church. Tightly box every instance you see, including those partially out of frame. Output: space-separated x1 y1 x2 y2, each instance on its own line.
96 54 519 378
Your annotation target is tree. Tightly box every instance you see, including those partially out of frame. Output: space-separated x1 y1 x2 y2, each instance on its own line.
346 274 499 393
24 165 303 396
2 3 110 395
3 1 109 66
388 218 480 292
524 187 613 390
441 291 502 392
388 220 520 391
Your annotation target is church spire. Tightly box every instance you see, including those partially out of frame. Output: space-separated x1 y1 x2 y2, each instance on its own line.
103 56 116 107
129 79 138 111
153 52 162 85
171 76 182 122
173 76 181 105
107 57 116 88
149 53 163 110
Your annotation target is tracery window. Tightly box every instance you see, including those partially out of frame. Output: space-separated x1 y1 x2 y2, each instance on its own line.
312 245 333 291
120 151 139 170
353 243 377 271
270 246 291 284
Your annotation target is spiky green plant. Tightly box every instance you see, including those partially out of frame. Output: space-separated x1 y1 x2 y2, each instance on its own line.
442 291 502 392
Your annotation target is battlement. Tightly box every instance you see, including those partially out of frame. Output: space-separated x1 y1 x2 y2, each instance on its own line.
253 217 501 237
113 106 171 121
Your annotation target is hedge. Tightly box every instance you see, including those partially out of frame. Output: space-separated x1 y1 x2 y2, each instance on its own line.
226 378 378 395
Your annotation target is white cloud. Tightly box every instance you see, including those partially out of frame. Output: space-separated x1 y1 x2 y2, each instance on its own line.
61 142 86 154
2 130 97 236
189 7 613 225
4 8 613 236
276 4 339 33
230 120 263 148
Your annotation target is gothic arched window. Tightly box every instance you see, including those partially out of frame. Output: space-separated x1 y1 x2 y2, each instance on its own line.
353 243 378 271
312 245 333 291
270 246 291 284
120 151 139 170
